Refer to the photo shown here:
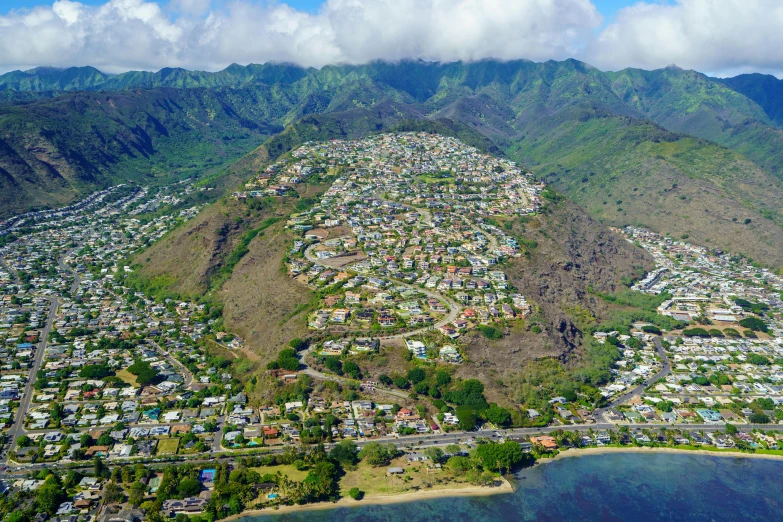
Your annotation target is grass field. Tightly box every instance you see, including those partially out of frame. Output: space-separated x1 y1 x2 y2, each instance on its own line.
339 458 461 497
250 464 308 482
156 438 180 455
115 369 138 386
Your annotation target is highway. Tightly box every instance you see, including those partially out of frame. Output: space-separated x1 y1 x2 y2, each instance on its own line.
1 419 777 478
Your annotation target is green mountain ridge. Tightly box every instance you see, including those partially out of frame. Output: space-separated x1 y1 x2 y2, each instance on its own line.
718 73 783 128
2 59 783 266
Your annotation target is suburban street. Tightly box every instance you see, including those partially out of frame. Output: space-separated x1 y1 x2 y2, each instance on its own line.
304 241 463 339
2 295 59 466
594 336 672 419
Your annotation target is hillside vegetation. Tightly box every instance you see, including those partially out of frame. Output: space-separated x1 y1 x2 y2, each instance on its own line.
130 183 330 362
3 59 783 267
457 197 653 401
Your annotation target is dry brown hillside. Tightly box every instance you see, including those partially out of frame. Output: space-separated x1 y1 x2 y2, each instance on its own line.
133 184 330 362
455 198 654 399
217 219 311 364
134 178 654 407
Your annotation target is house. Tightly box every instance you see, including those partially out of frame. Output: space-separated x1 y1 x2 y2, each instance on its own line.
530 436 558 450
161 497 207 516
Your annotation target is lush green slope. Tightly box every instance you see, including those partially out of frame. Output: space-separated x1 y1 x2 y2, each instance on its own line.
3 59 783 266
0 63 310 92
719 73 783 128
507 108 783 266
607 66 783 179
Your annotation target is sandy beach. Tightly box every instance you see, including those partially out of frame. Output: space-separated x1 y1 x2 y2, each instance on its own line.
222 447 783 520
223 478 514 520
542 445 783 463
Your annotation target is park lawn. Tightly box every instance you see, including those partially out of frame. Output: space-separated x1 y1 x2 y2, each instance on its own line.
115 369 138 386
156 438 180 455
339 458 463 497
250 464 308 482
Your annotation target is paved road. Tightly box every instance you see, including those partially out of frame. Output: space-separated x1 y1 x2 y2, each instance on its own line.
304 242 461 339
150 340 195 390
1 420 777 477
211 415 226 452
3 295 59 465
57 249 81 295
0 257 19 286
594 336 672 419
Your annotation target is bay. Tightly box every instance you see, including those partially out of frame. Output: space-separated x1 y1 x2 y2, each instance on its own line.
237 453 783 521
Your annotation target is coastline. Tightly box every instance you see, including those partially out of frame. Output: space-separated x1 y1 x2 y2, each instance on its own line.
539 445 783 463
223 478 514 520
221 447 783 520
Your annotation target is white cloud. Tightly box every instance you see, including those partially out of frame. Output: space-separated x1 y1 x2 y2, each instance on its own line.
0 0 602 72
589 0 783 76
168 0 212 16
0 0 781 76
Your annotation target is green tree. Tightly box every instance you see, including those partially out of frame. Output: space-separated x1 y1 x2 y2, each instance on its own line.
456 406 478 431
393 376 410 389
329 440 358 466
446 444 462 455
358 442 398 467
94 456 105 478
36 477 66 514
485 405 512 427
348 487 363 500
423 447 443 462
749 412 771 424
474 440 526 474
178 477 202 497
446 456 472 476
407 367 426 384
343 361 361 379
739 317 768 332
302 461 339 501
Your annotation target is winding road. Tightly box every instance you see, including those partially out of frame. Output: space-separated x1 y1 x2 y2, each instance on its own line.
594 336 672 419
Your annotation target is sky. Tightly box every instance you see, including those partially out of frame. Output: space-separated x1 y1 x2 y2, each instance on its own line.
0 0 780 77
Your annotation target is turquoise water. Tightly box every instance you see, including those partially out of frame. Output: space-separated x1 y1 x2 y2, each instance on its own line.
239 453 783 521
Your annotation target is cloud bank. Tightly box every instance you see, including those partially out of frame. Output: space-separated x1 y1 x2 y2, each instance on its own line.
0 0 781 76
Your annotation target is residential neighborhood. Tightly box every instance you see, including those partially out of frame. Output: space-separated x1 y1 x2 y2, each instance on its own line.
0 137 782 522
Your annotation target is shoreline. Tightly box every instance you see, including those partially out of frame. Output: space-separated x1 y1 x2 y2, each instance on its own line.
539 445 783 464
223 478 514 520
223 447 783 520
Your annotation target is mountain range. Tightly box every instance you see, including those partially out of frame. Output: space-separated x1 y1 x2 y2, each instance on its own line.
2 59 783 266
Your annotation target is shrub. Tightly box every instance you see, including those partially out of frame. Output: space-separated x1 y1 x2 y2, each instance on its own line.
348 487 364 500
478 325 504 340
407 367 426 384
393 376 410 389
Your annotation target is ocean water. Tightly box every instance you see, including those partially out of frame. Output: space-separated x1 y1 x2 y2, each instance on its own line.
239 453 783 522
